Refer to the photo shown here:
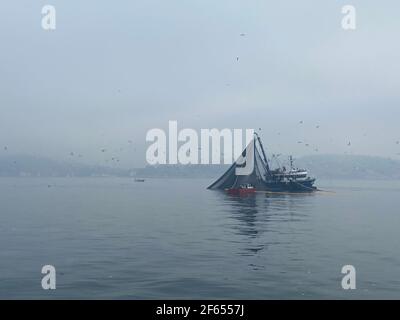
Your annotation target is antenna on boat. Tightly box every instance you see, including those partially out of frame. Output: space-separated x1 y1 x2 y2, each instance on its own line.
289 155 294 170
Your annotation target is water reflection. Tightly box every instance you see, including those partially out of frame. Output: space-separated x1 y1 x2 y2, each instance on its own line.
214 191 316 256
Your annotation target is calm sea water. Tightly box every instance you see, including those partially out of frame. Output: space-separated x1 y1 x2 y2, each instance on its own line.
0 177 399 299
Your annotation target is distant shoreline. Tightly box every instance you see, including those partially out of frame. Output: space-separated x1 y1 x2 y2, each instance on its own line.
1 154 400 180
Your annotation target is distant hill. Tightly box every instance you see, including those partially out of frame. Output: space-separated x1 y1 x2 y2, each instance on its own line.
296 154 400 180
135 164 229 179
1 154 400 180
136 155 400 180
0 155 128 177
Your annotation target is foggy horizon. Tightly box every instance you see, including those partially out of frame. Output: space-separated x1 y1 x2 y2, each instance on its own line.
1 1 399 168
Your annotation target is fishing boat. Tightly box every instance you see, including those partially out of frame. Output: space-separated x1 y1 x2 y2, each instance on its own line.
208 133 317 193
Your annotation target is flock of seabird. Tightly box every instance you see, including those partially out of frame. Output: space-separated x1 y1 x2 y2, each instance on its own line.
1 32 400 166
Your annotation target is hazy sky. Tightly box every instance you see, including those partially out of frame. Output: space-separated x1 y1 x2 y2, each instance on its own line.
1 0 399 167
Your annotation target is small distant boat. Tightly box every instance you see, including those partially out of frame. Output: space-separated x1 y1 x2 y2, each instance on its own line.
226 184 256 195
134 178 145 182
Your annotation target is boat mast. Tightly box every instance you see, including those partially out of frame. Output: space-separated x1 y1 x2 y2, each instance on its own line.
289 155 294 170
254 132 271 174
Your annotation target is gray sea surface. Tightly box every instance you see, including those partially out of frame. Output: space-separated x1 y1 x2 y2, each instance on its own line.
0 178 399 299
